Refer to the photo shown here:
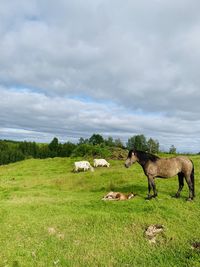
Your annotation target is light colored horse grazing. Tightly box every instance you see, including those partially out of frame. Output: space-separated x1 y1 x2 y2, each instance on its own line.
94 159 110 167
125 149 195 200
74 161 94 172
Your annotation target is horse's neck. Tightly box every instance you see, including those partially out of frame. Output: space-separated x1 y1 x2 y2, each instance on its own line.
137 155 148 168
140 162 148 172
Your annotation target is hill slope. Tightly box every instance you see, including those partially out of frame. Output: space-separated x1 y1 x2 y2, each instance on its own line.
0 156 199 266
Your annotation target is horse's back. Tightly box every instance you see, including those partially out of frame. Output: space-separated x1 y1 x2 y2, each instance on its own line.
148 156 193 178
175 156 193 174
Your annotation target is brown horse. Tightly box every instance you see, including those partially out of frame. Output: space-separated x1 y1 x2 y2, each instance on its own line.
125 149 195 200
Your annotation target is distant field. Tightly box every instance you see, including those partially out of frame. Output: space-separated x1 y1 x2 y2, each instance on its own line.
0 155 199 267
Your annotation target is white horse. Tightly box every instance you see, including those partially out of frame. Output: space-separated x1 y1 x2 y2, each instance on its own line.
74 161 94 172
94 159 110 167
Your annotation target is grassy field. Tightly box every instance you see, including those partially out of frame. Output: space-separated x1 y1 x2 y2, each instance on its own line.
0 155 199 267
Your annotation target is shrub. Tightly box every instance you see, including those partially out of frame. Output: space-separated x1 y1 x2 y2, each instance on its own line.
72 144 111 158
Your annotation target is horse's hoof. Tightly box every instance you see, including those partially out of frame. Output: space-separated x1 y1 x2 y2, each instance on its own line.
173 194 180 198
145 196 152 200
187 197 193 201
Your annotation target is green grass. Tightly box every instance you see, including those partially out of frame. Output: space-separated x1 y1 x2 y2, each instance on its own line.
0 156 199 267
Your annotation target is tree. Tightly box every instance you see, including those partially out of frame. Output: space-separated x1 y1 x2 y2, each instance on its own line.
0 147 25 165
19 141 38 158
114 138 124 148
49 137 59 150
72 144 93 157
147 138 159 154
169 145 176 154
78 137 89 145
60 142 76 157
38 145 51 159
89 134 104 145
105 137 115 147
0 141 8 151
127 134 147 151
48 137 61 157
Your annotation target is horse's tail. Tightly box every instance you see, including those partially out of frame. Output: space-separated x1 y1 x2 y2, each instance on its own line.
190 161 195 197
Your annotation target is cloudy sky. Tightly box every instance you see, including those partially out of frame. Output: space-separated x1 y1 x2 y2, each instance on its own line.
1 0 200 152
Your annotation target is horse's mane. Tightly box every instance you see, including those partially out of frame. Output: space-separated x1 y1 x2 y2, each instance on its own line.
129 149 160 162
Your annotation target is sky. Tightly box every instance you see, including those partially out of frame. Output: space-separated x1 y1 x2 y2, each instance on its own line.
1 0 200 153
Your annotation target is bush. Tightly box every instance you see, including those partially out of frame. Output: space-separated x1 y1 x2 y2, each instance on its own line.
72 144 111 158
109 147 128 160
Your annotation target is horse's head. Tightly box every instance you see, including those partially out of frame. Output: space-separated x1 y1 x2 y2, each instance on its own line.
128 192 135 199
124 149 138 168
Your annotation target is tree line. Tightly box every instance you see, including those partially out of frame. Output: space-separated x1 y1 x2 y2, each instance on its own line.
0 134 176 166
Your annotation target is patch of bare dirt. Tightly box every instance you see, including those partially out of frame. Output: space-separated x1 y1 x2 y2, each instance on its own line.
47 227 65 240
145 224 164 244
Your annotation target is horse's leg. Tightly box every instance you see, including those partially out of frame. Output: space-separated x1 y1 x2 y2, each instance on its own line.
146 179 152 199
185 175 194 201
175 172 184 198
146 176 157 199
151 178 157 198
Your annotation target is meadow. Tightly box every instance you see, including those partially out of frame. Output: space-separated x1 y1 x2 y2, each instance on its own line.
0 155 199 267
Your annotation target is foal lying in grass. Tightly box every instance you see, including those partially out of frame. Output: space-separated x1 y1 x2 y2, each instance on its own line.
102 191 135 201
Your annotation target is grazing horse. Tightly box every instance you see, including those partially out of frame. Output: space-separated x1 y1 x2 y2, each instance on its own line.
125 149 195 200
94 159 110 168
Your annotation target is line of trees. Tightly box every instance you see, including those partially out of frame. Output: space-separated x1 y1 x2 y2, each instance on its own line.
0 134 177 166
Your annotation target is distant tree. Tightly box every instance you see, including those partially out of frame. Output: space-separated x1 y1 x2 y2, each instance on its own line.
105 137 115 147
78 137 85 145
8 149 25 163
114 138 124 148
48 137 59 156
72 144 93 157
38 145 51 159
89 134 104 146
49 137 59 150
78 137 89 145
0 141 9 151
59 142 76 157
0 147 25 165
169 145 176 154
19 141 38 158
147 138 159 154
127 134 147 151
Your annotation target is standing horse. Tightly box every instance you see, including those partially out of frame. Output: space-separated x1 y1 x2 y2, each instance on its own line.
125 149 195 200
